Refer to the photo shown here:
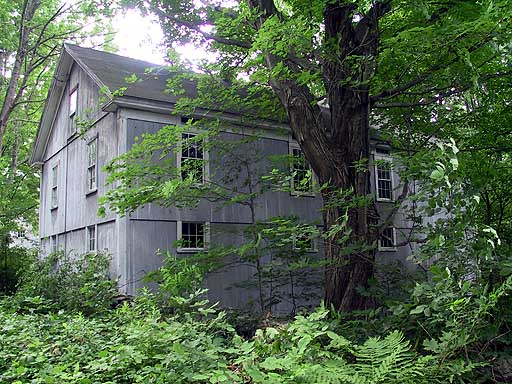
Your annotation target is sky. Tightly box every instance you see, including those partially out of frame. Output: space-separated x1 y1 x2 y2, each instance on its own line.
112 9 209 66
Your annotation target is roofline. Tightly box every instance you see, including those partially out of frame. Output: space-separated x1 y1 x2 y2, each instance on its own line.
30 43 113 165
29 47 72 165
103 96 290 132
64 43 111 98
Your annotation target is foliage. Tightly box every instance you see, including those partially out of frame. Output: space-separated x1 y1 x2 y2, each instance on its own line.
241 307 447 384
0 245 36 296
14 251 117 315
0 292 465 384
0 293 241 384
120 0 512 311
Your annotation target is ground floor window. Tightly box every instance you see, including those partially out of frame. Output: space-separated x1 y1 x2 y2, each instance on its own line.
177 221 207 251
51 235 58 253
87 225 96 252
378 227 396 251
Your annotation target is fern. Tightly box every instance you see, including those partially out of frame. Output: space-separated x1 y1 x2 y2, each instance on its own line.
242 308 442 384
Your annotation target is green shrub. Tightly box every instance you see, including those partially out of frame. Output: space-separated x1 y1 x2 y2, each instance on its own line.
15 251 116 314
0 246 36 296
0 294 466 384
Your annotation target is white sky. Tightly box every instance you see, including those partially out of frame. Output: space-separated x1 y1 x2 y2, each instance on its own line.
112 9 209 66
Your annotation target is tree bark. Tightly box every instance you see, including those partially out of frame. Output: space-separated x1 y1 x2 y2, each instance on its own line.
259 1 382 312
0 0 40 153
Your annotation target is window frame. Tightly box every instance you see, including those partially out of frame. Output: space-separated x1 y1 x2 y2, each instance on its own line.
86 225 96 252
378 226 397 251
289 142 315 197
50 234 58 254
69 85 78 136
50 163 59 209
177 221 209 253
176 131 208 184
293 232 318 253
86 136 98 194
374 150 394 202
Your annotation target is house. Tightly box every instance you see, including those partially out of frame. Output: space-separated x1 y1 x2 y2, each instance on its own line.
30 44 413 313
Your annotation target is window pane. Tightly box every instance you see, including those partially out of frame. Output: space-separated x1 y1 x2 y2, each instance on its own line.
87 226 96 251
181 222 205 249
376 160 392 200
69 88 77 116
181 133 204 183
379 227 395 248
52 166 58 187
291 147 313 193
88 140 97 166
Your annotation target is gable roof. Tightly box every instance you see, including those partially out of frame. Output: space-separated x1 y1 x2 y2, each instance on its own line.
30 44 287 165
64 44 199 104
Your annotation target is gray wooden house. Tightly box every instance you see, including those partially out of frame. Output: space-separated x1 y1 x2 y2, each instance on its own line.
30 44 411 313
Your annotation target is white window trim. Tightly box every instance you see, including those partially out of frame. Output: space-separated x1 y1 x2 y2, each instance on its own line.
176 130 209 184
374 152 394 202
86 225 97 252
50 163 59 210
176 220 210 253
378 227 397 252
289 142 316 197
86 135 98 194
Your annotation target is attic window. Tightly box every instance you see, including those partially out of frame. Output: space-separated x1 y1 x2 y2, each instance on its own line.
69 86 78 135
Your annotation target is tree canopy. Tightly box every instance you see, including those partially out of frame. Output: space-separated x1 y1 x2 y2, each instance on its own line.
119 0 512 311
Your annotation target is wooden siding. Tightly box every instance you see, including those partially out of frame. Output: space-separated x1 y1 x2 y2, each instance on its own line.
39 63 118 261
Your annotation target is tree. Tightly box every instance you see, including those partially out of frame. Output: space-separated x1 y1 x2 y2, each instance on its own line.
123 0 512 311
0 0 114 293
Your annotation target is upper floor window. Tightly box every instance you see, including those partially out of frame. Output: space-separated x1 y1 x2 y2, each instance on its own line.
87 138 97 193
290 144 314 195
374 152 393 201
177 221 208 252
378 227 396 251
87 225 96 252
180 133 205 184
51 164 58 209
69 86 78 135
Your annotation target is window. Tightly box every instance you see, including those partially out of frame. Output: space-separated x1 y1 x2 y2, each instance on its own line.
16 230 25 238
51 235 58 254
290 145 314 195
177 221 208 251
51 164 58 209
294 232 316 253
87 226 96 252
375 154 393 201
87 138 97 192
69 86 78 135
378 227 396 251
180 133 205 183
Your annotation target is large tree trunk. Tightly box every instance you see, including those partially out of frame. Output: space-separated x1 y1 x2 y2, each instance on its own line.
248 0 388 311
